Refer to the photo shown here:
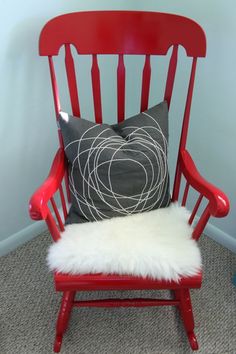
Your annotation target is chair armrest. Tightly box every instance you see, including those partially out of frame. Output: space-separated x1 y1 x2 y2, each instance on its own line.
29 148 66 220
179 149 230 218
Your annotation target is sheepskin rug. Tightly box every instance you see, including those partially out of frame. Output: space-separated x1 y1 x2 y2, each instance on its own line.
47 204 201 281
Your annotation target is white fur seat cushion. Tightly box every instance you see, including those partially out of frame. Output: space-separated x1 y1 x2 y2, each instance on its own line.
47 204 201 282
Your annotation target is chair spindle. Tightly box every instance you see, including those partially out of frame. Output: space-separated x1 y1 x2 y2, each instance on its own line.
192 204 210 241
140 54 151 112
189 194 204 225
50 197 65 232
59 185 68 221
164 45 178 108
65 44 81 117
45 209 61 242
91 54 103 123
182 182 190 207
117 54 126 122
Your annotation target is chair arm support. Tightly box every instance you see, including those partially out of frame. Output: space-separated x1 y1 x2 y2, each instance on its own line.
29 148 66 220
179 149 230 218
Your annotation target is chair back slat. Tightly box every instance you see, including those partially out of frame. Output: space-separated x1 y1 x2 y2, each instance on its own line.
65 44 81 117
48 56 61 117
181 182 190 207
48 56 65 149
91 54 103 124
179 57 198 151
140 55 151 112
164 45 178 108
172 57 197 201
117 54 126 123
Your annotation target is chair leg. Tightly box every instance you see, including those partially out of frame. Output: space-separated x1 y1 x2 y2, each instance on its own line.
178 289 199 351
54 291 75 353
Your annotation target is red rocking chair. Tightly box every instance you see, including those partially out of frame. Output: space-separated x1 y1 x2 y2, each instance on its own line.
29 11 229 352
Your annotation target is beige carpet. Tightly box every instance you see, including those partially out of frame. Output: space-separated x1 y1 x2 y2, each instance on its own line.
0 231 235 354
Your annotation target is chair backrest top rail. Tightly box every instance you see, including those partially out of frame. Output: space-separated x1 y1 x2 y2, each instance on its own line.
39 11 206 57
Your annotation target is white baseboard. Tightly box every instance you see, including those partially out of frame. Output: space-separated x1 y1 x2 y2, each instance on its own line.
204 222 236 253
0 222 47 257
0 204 68 257
0 218 235 257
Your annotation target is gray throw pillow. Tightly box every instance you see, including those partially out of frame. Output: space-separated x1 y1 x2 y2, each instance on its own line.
59 101 170 224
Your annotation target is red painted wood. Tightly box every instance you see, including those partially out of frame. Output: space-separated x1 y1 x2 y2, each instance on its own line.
117 54 125 122
28 12 231 352
171 165 181 203
140 55 151 112
179 289 194 331
73 298 179 307
164 45 178 108
179 289 198 350
29 148 66 221
39 12 206 57
180 58 197 151
65 44 81 117
48 57 66 152
172 58 197 201
57 130 64 151
59 185 67 221
54 272 202 292
187 332 199 351
48 56 61 117
45 210 61 242
181 182 190 207
189 194 203 225
64 168 71 204
54 291 75 352
180 149 230 217
50 197 64 232
48 56 70 201
54 334 62 353
192 205 211 241
91 54 102 123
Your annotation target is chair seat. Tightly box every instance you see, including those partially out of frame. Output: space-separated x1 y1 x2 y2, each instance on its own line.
54 271 202 291
48 203 201 282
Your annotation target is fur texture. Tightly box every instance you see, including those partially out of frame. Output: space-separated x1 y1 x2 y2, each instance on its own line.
47 204 201 281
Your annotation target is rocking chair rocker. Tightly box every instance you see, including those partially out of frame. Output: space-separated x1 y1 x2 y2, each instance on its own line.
29 11 230 352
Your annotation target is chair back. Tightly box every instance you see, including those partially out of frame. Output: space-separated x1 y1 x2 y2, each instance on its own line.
39 11 206 200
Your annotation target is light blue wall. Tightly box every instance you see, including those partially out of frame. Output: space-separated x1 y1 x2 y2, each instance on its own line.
1 0 235 254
